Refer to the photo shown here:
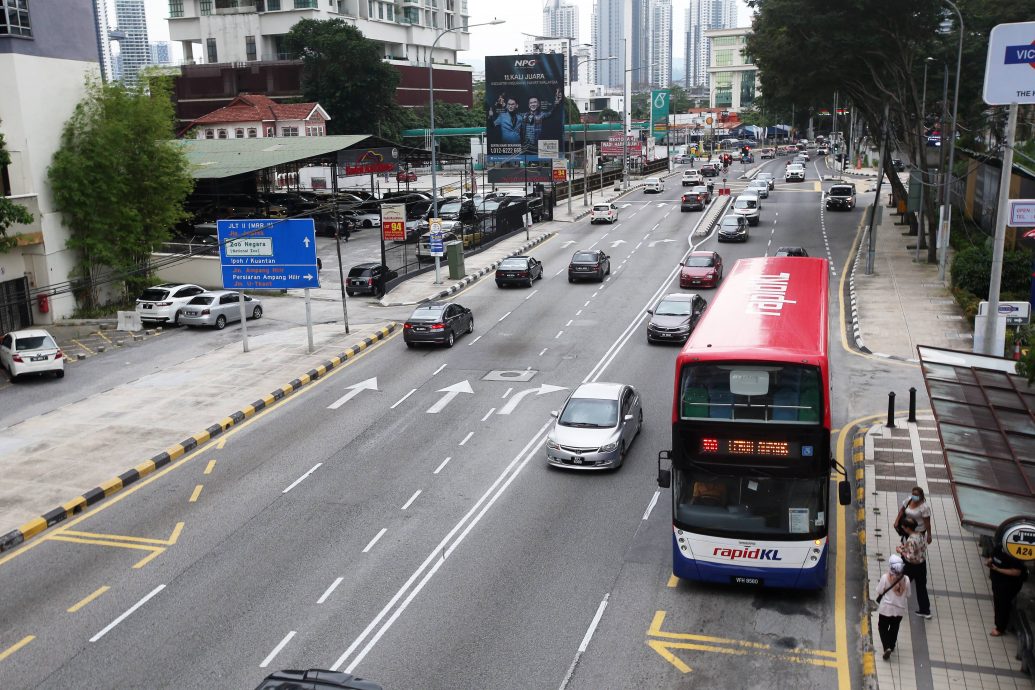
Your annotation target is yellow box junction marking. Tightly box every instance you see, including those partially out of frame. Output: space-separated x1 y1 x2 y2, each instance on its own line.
67 585 110 612
45 521 184 569
0 635 35 663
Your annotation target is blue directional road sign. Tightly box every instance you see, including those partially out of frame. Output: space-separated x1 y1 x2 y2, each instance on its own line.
216 218 320 290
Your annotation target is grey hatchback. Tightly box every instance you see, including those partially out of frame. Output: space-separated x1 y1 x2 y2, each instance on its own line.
179 291 263 329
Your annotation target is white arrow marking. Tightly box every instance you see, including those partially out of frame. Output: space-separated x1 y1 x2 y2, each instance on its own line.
620 203 631 208
498 384 568 415
609 240 627 248
649 239 676 247
328 377 379 410
561 240 577 248
426 380 474 414
303 237 311 247
656 202 667 207
304 273 314 280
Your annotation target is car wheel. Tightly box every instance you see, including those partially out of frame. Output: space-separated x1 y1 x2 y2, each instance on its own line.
568 276 574 283
467 317 474 334
445 330 455 348
215 315 227 330
496 282 504 288
363 220 373 228
406 341 415 348
55 370 65 379
172 310 181 326
617 443 627 469
251 305 263 320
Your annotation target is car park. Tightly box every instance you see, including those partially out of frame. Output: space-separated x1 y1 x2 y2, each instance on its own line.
590 203 619 224
775 246 809 257
825 182 857 211
0 329 64 381
756 172 775 190
345 263 398 297
785 164 806 182
396 170 417 182
732 194 761 226
545 382 642 470
254 669 382 690
341 209 380 228
417 230 459 262
495 255 543 287
682 169 702 186
643 177 665 193
647 293 708 344
180 291 263 329
680 190 706 212
403 301 473 348
759 147 776 159
135 283 207 325
568 250 611 283
716 214 749 242
747 179 770 198
679 251 723 289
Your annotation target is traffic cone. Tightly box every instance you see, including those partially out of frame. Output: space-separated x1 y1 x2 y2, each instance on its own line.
1014 341 1022 361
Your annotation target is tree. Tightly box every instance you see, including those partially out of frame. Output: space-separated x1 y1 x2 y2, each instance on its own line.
0 128 34 252
600 108 620 123
285 19 405 140
48 77 193 308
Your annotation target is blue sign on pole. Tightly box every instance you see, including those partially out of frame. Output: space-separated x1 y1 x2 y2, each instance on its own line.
429 231 445 257
216 218 319 290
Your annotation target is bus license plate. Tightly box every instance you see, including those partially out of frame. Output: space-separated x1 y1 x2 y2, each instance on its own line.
732 576 763 586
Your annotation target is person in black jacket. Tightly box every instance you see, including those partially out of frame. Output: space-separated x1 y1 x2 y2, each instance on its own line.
986 544 1028 637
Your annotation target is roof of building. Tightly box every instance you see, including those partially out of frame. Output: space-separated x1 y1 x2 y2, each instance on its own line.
189 93 329 127
176 135 373 179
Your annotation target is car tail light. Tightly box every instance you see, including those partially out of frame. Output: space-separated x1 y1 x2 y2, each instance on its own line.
201 309 211 316
55 350 64 359
156 301 173 307
367 278 374 286
517 271 528 278
430 323 445 331
404 323 412 330
12 354 23 363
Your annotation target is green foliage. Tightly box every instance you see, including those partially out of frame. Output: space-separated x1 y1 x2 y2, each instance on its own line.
599 108 620 123
0 128 34 252
1014 324 1035 386
285 19 404 139
48 77 193 308
950 243 1032 300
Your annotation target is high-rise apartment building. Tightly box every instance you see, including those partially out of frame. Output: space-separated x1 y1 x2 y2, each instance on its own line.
592 0 649 89
684 0 737 90
542 0 578 41
150 41 172 65
648 0 672 88
113 0 151 87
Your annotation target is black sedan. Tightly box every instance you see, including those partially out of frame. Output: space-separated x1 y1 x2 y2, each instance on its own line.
568 250 611 283
403 302 474 348
680 191 705 212
716 214 749 242
495 255 543 288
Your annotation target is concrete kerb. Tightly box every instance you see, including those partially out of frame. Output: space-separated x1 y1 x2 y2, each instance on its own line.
848 423 879 689
0 323 398 554
693 195 733 239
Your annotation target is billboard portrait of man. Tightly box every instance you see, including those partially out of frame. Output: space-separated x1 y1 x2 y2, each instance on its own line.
485 53 565 162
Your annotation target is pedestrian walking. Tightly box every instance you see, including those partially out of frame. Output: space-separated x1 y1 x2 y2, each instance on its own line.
894 486 933 545
985 542 1028 637
689 152 696 168
875 554 911 660
897 517 932 618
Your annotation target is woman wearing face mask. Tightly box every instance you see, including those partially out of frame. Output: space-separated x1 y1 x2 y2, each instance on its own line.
894 486 932 545
875 554 911 659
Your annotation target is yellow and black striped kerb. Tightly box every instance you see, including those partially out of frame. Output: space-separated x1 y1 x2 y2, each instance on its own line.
0 324 396 553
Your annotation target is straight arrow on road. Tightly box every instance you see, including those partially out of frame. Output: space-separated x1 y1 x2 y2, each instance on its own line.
649 239 675 247
609 240 627 248
427 380 474 414
498 384 567 415
328 377 379 409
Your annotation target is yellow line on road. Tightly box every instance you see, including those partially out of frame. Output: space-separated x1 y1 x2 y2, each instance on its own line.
666 574 679 588
94 330 113 345
67 585 109 612
189 485 203 503
204 459 216 474
648 610 837 658
216 437 226 450
0 635 34 663
70 339 94 355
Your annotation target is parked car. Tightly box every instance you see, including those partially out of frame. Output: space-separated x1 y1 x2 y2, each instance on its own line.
0 329 64 381
732 194 761 226
396 170 418 182
403 301 473 348
891 158 906 172
179 291 263 330
590 203 619 224
647 293 708 344
643 177 665 193
775 246 809 257
680 191 706 212
254 669 382 690
747 179 770 198
495 255 543 288
717 214 749 242
825 183 857 211
682 169 702 186
545 382 642 470
679 251 723 289
346 263 398 297
756 172 776 190
341 208 380 228
135 283 207 325
417 230 459 263
785 164 806 182
568 250 611 283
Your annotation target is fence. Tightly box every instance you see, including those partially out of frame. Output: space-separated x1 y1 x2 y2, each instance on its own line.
553 158 669 202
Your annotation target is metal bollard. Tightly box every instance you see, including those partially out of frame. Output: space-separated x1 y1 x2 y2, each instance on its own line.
887 391 896 428
908 387 917 423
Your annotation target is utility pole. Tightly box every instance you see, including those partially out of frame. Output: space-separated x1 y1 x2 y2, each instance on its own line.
981 103 1018 356
866 102 891 275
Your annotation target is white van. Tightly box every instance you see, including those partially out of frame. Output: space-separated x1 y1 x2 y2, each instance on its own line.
643 177 664 194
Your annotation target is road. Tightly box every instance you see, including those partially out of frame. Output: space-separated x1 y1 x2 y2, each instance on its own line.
0 155 898 689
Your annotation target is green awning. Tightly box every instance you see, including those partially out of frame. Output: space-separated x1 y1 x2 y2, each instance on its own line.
176 135 376 179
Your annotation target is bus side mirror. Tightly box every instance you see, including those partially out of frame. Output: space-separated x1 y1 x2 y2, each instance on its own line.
658 450 671 488
838 479 851 506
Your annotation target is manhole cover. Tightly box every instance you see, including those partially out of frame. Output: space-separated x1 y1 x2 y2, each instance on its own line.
483 370 537 382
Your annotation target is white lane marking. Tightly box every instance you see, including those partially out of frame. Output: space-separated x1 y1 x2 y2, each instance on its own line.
502 387 513 399
651 223 659 231
459 432 473 446
592 291 599 298
559 595 611 690
635 242 643 250
539 348 549 356
584 301 591 307
566 319 573 327
282 463 322 494
362 528 387 553
432 363 447 376
554 268 566 276
600 232 609 239
588 241 599 249
555 330 564 339
327 378 379 410
433 457 451 474
390 389 416 409
89 584 165 643
481 408 495 421
401 490 422 510
498 311 512 322
642 490 661 520
525 290 538 300
575 310 582 316
317 577 344 604
469 335 483 346
260 630 297 668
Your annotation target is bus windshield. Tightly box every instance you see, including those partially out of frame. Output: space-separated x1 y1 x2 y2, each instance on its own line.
673 466 827 540
678 362 822 423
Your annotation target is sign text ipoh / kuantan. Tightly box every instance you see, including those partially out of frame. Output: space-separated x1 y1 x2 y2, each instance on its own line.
216 219 320 290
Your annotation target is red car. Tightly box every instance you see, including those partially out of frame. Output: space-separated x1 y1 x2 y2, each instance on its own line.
679 251 723 289
397 170 417 182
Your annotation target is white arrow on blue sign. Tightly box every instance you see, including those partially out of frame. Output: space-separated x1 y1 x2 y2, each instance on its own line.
217 218 320 290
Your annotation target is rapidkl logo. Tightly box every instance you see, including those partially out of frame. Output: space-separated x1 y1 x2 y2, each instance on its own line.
713 547 783 561
1004 40 1035 70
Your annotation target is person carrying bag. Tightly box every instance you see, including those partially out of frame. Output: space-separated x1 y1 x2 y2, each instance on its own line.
875 555 911 660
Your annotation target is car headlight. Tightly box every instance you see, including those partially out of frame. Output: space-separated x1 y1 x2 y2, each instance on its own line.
675 324 690 332
546 439 560 450
599 441 619 452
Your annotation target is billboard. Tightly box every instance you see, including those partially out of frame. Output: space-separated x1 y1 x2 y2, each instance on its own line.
650 90 670 141
485 53 565 163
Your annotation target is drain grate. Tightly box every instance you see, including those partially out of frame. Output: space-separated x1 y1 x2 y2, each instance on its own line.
482 370 538 382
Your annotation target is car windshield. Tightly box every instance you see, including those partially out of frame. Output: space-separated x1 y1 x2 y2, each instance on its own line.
830 187 852 196
559 398 619 428
139 288 171 301
692 186 708 193
758 173 772 179
655 300 692 316
720 217 741 227
15 335 56 350
348 266 373 277
480 200 502 211
734 199 757 209
573 252 599 263
499 258 527 269
409 306 445 321
187 296 214 305
685 256 714 268
438 201 463 214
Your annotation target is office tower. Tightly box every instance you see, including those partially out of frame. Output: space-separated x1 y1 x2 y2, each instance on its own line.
543 0 578 41
150 41 172 65
684 0 737 90
113 0 151 87
592 0 648 89
649 0 672 88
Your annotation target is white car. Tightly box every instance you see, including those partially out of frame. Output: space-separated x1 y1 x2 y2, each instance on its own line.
1 329 65 381
785 164 806 182
590 203 619 224
643 177 665 193
732 194 761 226
747 179 770 198
681 170 702 186
135 283 207 325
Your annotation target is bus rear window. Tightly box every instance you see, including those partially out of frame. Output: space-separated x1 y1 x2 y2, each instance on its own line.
679 363 821 423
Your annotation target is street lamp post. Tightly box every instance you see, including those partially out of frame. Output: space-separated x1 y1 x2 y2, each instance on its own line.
915 56 935 259
937 0 963 282
428 19 503 284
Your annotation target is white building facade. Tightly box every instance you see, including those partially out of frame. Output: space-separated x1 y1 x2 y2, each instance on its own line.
648 0 672 88
705 26 758 112
542 0 578 42
113 0 150 87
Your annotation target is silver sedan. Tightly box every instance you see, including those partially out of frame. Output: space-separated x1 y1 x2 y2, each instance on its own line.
546 382 643 470
179 290 263 330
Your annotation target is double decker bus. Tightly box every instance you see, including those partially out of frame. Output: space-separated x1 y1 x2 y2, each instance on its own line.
657 257 850 589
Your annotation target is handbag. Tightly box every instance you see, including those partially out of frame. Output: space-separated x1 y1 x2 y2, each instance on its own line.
876 574 904 604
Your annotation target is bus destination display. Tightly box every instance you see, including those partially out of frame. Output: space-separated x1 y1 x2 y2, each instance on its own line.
700 437 812 458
